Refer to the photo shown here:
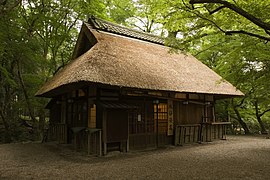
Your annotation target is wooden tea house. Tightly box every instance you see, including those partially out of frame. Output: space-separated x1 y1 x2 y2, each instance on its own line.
36 17 243 155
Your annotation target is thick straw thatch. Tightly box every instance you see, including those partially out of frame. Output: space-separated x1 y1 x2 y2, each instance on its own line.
36 20 243 97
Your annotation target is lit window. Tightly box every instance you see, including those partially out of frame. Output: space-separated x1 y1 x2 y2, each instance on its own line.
154 103 168 133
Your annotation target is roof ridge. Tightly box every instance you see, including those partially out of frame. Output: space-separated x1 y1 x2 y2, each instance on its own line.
88 16 164 45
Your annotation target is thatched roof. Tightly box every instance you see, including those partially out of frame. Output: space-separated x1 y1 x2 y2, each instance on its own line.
88 16 164 45
36 17 243 98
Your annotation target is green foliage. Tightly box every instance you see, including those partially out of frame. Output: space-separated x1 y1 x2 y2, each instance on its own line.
0 0 112 143
194 36 270 134
105 0 136 24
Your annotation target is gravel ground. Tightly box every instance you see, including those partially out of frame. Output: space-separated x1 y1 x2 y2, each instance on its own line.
1 135 270 180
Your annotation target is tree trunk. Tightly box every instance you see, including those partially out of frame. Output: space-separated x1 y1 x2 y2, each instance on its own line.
233 106 250 134
257 116 267 134
16 60 36 123
254 101 267 134
0 109 11 143
38 109 45 141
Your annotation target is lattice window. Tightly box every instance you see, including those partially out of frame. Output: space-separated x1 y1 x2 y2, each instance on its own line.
154 103 168 133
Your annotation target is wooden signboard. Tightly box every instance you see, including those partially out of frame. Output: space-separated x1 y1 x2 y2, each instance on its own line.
167 100 174 136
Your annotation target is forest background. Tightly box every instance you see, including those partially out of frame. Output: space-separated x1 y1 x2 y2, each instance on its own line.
1 0 270 143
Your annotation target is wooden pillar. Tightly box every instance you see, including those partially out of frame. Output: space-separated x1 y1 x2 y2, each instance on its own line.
156 109 158 148
61 97 67 143
126 139 129 152
103 110 107 155
180 126 184 145
212 100 216 122
198 124 202 143
74 133 77 151
99 130 102 156
221 124 227 140
87 131 91 155
127 107 130 152
203 95 206 122
103 142 107 156
61 98 67 124
174 126 180 145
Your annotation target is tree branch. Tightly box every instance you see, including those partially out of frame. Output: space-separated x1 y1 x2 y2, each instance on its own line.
189 9 226 33
259 108 270 117
265 30 270 36
232 97 246 108
225 30 270 41
208 5 226 15
189 0 270 31
190 9 270 41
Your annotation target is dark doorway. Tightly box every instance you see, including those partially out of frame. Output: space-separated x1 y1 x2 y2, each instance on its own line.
106 109 128 143
66 99 88 143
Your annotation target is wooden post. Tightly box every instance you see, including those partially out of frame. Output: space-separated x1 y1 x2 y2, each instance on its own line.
212 102 216 122
127 107 130 152
156 106 159 148
126 138 129 152
218 124 220 139
103 110 107 155
193 126 196 143
180 126 184 145
104 142 107 155
205 124 211 142
74 134 77 151
87 131 91 155
189 126 191 143
209 124 212 142
174 126 180 145
198 124 202 144
61 98 67 143
94 132 96 154
99 130 102 156
222 124 227 140
183 127 187 144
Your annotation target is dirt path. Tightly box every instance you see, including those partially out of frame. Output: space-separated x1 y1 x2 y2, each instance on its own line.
1 135 270 179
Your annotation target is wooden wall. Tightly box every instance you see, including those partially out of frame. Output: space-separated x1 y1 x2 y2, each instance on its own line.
48 85 220 152
173 101 213 125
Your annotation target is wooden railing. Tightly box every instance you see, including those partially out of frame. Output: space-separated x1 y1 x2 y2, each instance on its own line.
200 122 212 142
85 128 102 156
175 122 231 146
71 127 102 156
49 123 67 143
174 124 201 146
210 122 231 140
